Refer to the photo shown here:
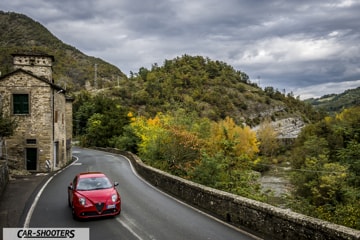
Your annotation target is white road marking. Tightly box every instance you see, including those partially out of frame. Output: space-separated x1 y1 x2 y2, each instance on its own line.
118 153 262 240
23 156 79 228
27 149 259 240
116 215 145 240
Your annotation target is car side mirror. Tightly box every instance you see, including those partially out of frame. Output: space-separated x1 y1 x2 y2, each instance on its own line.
68 183 73 190
114 182 119 187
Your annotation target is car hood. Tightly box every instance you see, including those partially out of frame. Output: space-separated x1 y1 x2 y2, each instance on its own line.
77 188 116 203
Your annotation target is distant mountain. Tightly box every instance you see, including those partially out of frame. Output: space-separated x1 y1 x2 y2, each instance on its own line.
0 11 126 91
305 87 360 115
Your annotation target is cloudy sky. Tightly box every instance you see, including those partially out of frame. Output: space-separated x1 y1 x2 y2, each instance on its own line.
1 0 360 99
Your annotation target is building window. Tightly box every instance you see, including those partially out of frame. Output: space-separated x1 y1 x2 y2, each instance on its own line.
55 110 58 123
26 139 37 144
13 94 29 114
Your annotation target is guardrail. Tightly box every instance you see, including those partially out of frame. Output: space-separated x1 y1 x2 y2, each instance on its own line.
94 147 360 240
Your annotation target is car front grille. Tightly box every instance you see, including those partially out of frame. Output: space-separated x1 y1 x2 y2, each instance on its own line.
95 202 105 212
81 208 119 217
102 209 118 214
82 211 100 216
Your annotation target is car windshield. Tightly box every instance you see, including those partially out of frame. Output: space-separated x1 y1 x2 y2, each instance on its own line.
76 176 113 191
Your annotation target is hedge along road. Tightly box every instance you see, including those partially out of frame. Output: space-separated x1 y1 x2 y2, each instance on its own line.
27 147 260 240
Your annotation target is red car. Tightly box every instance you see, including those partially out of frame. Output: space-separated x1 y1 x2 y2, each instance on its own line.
68 172 121 219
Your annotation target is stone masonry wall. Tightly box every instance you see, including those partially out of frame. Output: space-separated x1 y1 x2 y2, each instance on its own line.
0 72 53 171
95 147 360 240
65 98 73 163
13 55 53 82
53 90 67 168
0 53 69 172
0 161 9 198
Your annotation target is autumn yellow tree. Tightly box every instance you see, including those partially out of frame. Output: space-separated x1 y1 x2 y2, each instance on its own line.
130 112 203 175
207 116 259 160
130 113 169 165
192 116 264 199
204 116 259 184
163 125 203 175
256 118 279 157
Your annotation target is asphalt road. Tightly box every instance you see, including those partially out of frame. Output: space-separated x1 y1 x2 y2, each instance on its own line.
28 147 258 240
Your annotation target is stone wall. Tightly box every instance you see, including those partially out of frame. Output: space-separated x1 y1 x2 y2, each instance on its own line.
0 52 70 172
95 147 360 240
53 89 67 168
0 161 9 197
12 54 53 82
0 71 53 171
65 97 74 163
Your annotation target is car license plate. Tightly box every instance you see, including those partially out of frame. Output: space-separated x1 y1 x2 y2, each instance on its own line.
107 204 116 209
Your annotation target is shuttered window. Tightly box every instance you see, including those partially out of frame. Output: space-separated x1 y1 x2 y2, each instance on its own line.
13 94 29 114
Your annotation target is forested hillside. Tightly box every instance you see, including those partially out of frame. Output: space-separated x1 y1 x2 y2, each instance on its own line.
0 11 126 91
306 87 360 115
91 55 322 127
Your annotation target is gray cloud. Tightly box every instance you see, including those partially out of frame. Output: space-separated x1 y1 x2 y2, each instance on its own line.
1 0 360 98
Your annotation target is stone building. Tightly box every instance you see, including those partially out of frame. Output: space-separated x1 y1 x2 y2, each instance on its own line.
0 53 73 172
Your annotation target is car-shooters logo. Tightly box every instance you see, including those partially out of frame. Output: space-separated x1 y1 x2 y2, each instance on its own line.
3 228 89 240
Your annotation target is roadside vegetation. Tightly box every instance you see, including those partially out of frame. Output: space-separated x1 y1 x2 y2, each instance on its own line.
288 106 360 229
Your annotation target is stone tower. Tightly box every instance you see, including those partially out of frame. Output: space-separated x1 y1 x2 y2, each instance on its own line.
12 53 54 82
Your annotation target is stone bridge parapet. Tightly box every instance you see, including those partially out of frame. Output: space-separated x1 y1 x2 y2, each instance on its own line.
94 147 360 240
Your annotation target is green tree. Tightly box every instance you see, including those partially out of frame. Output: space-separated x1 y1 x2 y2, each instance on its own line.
73 91 94 136
74 93 131 147
190 151 223 186
289 106 360 229
292 135 329 170
337 139 360 186
110 123 140 153
0 109 17 144
85 113 106 146
305 160 347 206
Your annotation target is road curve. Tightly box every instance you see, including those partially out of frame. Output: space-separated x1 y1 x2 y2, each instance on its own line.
28 147 259 240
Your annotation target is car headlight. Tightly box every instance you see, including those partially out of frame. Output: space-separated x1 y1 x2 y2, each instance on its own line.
111 194 117 202
79 197 86 206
